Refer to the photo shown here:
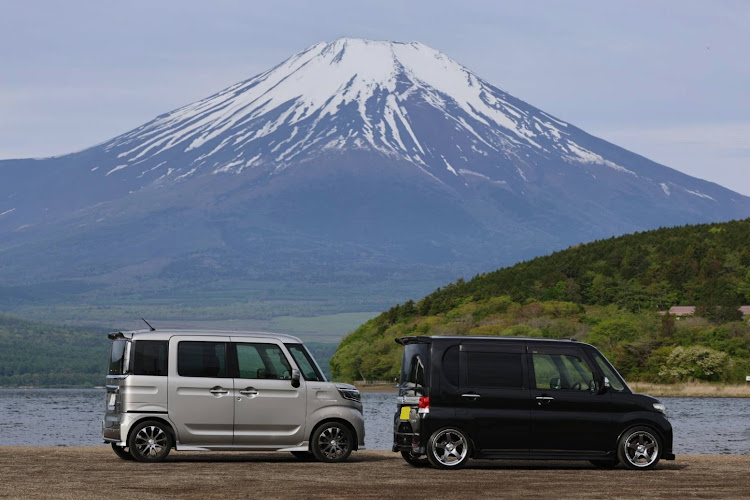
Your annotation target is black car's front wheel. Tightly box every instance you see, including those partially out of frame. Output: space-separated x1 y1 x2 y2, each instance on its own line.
426 428 471 469
617 426 662 470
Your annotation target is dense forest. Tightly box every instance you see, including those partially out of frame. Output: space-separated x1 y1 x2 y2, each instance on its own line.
0 315 110 387
331 219 750 383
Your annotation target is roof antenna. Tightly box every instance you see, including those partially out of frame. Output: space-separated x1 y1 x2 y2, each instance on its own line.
141 318 156 331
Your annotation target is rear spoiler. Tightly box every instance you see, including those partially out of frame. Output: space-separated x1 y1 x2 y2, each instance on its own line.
395 336 432 345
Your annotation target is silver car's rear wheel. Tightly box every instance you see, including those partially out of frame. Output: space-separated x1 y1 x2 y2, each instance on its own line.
311 423 353 463
427 428 470 469
128 421 173 463
618 427 661 470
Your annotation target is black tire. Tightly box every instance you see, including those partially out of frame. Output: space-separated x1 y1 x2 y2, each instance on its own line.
111 443 133 460
401 450 429 467
291 451 315 461
590 459 619 469
310 422 354 463
617 426 662 470
426 428 471 469
127 420 173 463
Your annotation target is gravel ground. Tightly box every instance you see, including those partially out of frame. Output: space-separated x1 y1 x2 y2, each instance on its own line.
0 447 748 499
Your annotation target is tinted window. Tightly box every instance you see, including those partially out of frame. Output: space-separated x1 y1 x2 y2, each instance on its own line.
236 343 292 380
108 340 127 375
532 353 595 391
286 344 324 381
132 340 168 376
592 352 626 391
178 342 227 378
442 346 459 387
466 352 523 388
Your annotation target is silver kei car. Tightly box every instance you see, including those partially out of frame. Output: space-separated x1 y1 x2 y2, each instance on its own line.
103 329 364 462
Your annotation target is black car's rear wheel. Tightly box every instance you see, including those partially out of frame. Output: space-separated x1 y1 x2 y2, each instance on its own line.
426 428 470 469
617 426 662 470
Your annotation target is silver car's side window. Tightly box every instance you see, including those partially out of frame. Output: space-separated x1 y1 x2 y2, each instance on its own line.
236 343 293 380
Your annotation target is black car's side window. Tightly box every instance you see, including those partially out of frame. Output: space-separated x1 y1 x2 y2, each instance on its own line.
532 353 595 391
466 352 523 389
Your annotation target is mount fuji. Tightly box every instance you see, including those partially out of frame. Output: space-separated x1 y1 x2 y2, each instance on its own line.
1 38 749 311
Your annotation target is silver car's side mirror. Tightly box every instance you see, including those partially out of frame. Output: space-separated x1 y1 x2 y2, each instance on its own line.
291 369 301 388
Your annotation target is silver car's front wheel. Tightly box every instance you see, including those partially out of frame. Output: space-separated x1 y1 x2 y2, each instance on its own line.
311 423 354 463
128 421 173 463
427 428 470 469
618 427 661 470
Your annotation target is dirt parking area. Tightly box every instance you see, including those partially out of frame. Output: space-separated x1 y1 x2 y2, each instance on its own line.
0 447 747 499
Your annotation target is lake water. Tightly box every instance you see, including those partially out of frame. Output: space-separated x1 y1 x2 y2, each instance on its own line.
0 389 748 454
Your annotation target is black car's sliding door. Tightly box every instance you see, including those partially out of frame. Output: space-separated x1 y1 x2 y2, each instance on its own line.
456 343 530 453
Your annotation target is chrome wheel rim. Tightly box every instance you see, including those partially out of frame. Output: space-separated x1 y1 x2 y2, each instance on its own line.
317 426 350 460
623 430 659 467
134 426 168 458
431 429 468 466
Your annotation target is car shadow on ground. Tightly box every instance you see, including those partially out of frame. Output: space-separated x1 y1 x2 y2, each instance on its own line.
159 452 392 464
403 459 688 471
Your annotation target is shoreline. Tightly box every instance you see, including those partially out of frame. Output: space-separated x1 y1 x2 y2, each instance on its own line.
2 382 748 398
356 382 750 397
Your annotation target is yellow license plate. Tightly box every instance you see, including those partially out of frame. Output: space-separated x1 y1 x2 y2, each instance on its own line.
399 406 411 420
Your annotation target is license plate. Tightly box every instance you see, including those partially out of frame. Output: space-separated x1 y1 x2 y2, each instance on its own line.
399 406 411 420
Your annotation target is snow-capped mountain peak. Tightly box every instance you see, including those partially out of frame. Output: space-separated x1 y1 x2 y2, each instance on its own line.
97 38 621 186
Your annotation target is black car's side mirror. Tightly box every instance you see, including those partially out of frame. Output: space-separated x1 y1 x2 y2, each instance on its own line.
597 376 611 394
291 369 301 388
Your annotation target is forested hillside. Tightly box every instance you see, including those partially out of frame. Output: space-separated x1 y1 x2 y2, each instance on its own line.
0 315 109 386
331 219 750 383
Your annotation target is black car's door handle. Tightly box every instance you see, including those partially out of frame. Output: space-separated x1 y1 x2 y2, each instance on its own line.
461 393 481 400
535 396 554 406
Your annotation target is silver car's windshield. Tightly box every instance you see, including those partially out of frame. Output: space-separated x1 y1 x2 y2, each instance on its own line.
285 343 326 381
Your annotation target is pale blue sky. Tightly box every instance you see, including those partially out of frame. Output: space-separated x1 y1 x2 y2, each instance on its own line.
1 1 748 194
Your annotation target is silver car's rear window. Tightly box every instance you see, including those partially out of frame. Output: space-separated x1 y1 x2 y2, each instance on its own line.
108 340 128 375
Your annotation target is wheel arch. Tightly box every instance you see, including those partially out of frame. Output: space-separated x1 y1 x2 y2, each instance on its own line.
309 417 359 451
126 416 177 445
616 422 667 454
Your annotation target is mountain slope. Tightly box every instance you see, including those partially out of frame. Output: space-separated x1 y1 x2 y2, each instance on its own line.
1 38 749 316
330 218 750 383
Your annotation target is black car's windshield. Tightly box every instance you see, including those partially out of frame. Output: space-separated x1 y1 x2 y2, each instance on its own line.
285 343 325 381
592 351 628 392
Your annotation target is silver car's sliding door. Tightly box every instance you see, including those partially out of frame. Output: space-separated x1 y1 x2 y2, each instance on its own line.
168 336 234 446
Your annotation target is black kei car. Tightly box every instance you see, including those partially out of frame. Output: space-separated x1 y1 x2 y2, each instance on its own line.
393 336 675 470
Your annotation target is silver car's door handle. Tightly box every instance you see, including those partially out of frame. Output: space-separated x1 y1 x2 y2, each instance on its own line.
461 393 481 400
239 388 258 396
209 387 229 395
